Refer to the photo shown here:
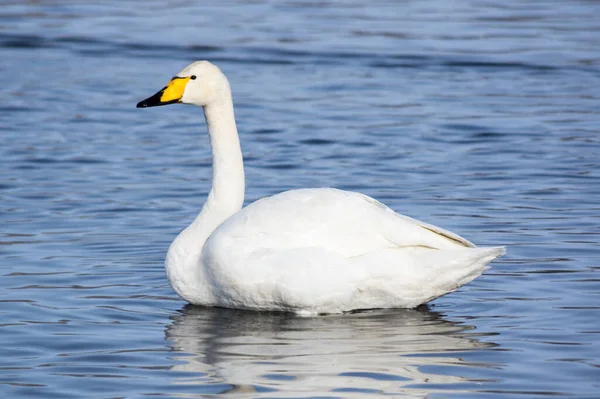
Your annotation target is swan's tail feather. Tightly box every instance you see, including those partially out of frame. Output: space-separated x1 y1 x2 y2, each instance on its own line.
352 246 505 309
423 246 505 303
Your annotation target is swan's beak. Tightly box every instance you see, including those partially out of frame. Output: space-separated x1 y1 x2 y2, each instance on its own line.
136 76 191 108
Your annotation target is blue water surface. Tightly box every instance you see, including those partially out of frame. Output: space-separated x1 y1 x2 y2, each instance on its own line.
1 1 599 398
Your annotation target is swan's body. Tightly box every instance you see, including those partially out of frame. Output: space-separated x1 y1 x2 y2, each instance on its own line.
137 61 504 315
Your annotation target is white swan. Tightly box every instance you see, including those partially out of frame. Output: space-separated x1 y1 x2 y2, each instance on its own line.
137 61 504 315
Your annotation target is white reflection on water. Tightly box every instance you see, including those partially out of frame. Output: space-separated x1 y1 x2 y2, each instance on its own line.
165 306 498 397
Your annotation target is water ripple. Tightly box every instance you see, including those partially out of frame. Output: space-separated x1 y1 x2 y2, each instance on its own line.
1 0 599 398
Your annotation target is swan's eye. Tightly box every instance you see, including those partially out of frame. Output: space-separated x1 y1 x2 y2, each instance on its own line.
190 75 197 80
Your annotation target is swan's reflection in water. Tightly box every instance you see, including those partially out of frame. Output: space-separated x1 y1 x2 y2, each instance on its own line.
165 305 497 397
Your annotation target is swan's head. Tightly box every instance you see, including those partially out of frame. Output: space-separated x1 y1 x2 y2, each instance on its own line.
137 61 230 108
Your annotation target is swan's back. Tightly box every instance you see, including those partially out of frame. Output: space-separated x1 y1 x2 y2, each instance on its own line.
210 188 473 256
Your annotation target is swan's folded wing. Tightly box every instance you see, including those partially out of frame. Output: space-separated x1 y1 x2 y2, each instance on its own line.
347 191 476 249
413 221 475 248
209 188 476 261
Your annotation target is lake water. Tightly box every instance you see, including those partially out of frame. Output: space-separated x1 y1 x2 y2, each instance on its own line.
1 1 599 397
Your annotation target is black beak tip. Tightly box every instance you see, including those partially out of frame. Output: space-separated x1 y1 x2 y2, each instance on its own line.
136 89 176 109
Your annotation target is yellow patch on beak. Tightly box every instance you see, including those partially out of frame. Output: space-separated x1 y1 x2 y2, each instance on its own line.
137 76 192 108
160 76 191 103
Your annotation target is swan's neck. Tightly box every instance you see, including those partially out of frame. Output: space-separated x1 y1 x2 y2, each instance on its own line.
201 98 245 217
166 94 245 304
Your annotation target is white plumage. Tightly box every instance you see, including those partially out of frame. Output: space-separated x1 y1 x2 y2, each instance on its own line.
137 61 505 315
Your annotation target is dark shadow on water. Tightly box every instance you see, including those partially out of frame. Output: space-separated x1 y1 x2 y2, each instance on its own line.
163 304 499 396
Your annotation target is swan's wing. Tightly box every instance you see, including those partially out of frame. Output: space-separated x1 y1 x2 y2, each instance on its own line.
352 191 475 248
208 188 474 260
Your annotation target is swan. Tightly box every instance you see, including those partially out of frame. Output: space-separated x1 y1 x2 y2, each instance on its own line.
136 61 505 315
